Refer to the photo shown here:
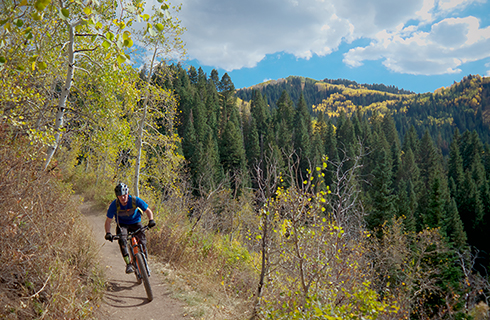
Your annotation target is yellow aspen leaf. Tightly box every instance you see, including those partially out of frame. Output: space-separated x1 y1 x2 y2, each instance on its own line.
61 8 69 18
155 23 164 32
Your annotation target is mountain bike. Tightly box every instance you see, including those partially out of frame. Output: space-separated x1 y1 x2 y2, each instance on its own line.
113 225 153 302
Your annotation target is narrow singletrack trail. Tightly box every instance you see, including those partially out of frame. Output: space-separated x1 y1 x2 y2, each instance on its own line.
79 198 187 319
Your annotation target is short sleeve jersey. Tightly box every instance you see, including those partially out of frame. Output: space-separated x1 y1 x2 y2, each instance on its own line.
106 195 149 225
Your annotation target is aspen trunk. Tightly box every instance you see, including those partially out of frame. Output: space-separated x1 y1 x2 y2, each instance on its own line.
134 46 157 197
44 22 79 170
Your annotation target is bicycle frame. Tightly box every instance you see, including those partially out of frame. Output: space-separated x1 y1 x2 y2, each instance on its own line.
128 230 151 278
113 225 153 301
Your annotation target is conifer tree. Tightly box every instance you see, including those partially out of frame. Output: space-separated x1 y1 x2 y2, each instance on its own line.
323 119 339 187
367 147 396 232
250 90 271 165
192 92 208 141
275 90 295 129
293 94 312 179
175 67 195 138
443 198 467 250
205 79 220 137
219 119 247 183
418 130 438 189
402 125 420 155
244 115 261 170
424 176 446 229
296 93 312 136
251 89 270 138
188 65 198 84
199 131 224 193
182 112 203 189
460 130 483 171
196 67 207 99
448 130 464 199
459 171 484 243
336 112 357 173
210 69 220 91
276 119 294 156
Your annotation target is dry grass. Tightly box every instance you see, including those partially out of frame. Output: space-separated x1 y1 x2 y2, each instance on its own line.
0 124 105 319
147 192 258 320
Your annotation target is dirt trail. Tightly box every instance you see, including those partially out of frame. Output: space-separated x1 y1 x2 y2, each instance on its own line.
79 198 186 320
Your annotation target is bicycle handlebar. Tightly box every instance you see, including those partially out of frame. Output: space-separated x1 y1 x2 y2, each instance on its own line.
112 225 149 241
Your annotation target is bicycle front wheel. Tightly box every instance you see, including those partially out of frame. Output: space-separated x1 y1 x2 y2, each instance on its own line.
136 252 153 302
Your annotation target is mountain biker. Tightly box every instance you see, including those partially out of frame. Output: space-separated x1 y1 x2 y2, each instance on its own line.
104 183 156 274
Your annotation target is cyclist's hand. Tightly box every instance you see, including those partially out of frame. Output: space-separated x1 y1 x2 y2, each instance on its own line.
105 232 113 242
148 219 156 229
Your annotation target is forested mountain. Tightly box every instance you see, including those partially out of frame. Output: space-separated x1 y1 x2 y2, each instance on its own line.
237 74 490 154
162 65 490 274
236 75 414 111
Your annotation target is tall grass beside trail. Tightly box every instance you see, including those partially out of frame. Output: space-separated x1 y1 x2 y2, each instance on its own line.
0 124 105 319
148 189 259 319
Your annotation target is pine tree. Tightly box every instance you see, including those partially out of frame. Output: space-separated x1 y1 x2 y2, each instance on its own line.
276 119 294 156
460 130 483 171
210 69 220 91
251 89 270 138
199 131 224 193
367 147 396 232
188 65 198 84
459 171 484 242
443 198 467 250
424 176 446 229
244 115 261 171
397 180 414 232
293 94 312 180
402 125 420 155
448 130 464 199
275 90 295 129
219 119 246 177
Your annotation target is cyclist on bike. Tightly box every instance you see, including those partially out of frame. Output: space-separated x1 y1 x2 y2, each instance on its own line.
104 183 156 274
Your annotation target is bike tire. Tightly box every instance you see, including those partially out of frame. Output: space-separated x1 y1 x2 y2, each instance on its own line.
134 262 142 285
136 252 153 302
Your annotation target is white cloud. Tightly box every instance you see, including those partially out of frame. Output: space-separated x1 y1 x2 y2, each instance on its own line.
178 0 350 71
344 16 490 75
172 0 490 75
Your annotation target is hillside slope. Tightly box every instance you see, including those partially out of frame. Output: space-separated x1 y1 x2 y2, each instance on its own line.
236 74 490 153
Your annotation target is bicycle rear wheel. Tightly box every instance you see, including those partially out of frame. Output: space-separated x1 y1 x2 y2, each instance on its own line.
136 252 153 302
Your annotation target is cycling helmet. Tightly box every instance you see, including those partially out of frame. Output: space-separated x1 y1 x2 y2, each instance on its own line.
115 183 129 196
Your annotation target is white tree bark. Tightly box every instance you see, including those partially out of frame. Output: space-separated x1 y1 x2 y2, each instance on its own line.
43 21 80 170
134 46 157 197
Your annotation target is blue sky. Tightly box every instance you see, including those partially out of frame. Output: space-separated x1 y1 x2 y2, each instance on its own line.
170 0 490 94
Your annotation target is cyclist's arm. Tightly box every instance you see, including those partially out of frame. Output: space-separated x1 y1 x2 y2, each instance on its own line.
144 208 154 221
105 217 113 233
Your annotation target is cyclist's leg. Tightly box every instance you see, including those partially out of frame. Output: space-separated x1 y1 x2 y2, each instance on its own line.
116 224 130 260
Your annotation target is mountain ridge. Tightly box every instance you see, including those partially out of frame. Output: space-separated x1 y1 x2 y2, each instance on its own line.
235 73 490 153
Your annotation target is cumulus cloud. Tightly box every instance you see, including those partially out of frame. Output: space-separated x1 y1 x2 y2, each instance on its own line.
178 0 351 70
344 16 490 75
173 0 490 75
